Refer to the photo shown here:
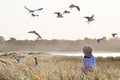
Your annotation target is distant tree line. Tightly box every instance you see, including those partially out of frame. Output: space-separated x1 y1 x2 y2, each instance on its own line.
0 36 120 52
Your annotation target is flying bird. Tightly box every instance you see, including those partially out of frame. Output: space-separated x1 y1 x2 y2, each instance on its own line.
28 31 42 40
63 10 70 14
24 6 43 13
84 15 95 24
31 13 39 17
54 12 64 18
97 38 103 43
112 33 117 37
69 4 80 11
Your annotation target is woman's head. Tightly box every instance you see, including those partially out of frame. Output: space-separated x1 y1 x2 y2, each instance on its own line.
83 46 92 57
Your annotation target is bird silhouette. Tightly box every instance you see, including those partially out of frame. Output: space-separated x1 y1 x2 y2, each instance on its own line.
54 10 71 18
97 38 103 43
84 15 95 24
54 12 64 18
69 4 80 11
28 31 42 40
112 33 117 37
24 6 43 13
63 10 70 14
31 13 39 17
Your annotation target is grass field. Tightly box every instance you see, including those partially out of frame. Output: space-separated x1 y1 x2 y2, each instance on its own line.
0 52 120 80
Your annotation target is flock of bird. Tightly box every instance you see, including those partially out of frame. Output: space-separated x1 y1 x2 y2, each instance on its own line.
97 33 118 43
0 3 119 68
25 4 95 40
24 4 118 43
24 4 95 23
54 4 80 18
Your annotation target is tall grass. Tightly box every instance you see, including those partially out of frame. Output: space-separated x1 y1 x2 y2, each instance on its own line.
0 53 120 80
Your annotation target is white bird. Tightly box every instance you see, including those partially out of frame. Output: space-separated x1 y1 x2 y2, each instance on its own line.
24 6 43 13
28 31 42 40
84 15 95 24
54 12 64 18
69 4 80 11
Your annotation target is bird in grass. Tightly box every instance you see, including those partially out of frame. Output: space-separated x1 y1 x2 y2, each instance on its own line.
84 15 95 24
28 31 42 40
54 12 64 18
69 4 80 11
33 56 39 66
97 38 103 43
24 6 43 13
112 33 117 37
14 57 23 65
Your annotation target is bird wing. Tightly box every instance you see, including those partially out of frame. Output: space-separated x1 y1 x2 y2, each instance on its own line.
112 34 114 37
76 6 80 11
84 17 89 20
24 6 31 11
69 4 75 8
37 8 43 10
34 32 42 38
63 10 70 14
69 4 80 11
90 15 94 19
112 33 117 37
97 38 103 43
24 6 43 12
31 13 39 17
28 31 42 38
114 33 117 35
28 31 36 33
54 12 61 15
54 12 60 14
34 8 43 11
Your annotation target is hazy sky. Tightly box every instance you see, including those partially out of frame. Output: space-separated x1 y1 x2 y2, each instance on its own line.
0 0 120 40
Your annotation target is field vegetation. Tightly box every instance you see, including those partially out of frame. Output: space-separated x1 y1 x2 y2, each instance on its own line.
0 52 120 80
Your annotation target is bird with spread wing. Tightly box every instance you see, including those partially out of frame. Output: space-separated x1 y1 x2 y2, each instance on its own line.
97 38 103 43
28 31 42 40
24 6 43 17
84 15 95 24
112 33 118 37
54 12 64 18
69 4 80 11
24 6 43 13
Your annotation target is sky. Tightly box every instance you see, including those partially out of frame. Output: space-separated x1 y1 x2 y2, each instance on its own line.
0 0 120 40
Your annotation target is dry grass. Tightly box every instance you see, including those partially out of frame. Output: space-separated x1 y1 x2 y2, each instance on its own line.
0 53 120 80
